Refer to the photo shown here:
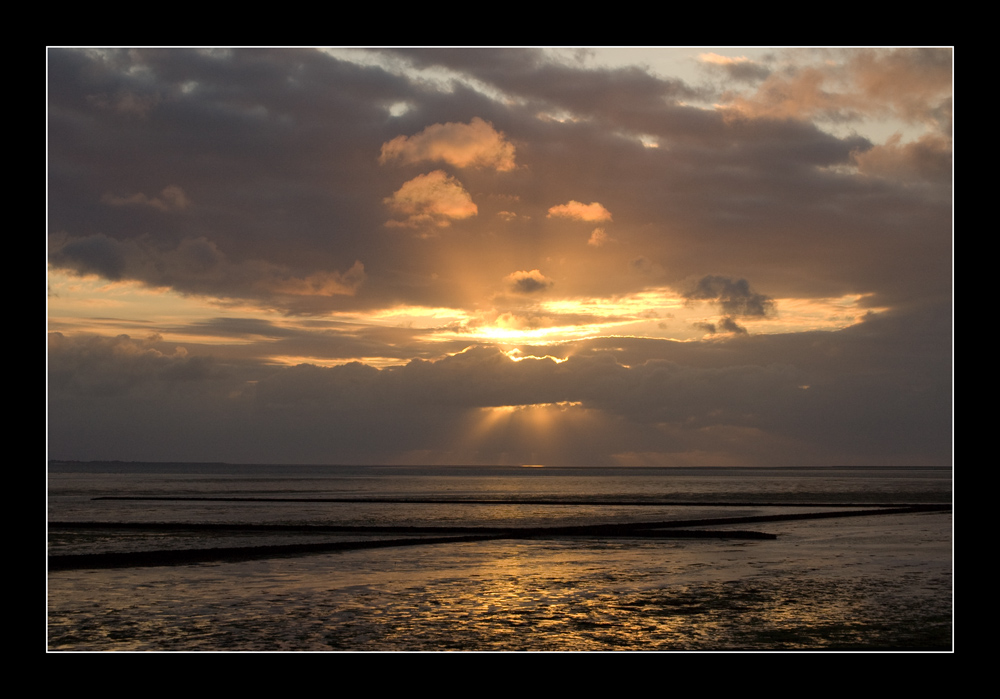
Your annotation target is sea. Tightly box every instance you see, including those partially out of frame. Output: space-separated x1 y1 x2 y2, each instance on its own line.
47 463 952 651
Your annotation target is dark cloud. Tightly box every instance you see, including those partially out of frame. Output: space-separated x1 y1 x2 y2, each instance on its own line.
48 332 232 397
49 233 127 280
684 276 775 318
47 303 950 466
386 47 705 121
48 232 367 311
505 270 553 294
717 317 748 335
723 62 772 83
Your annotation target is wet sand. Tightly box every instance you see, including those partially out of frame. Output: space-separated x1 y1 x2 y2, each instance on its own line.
48 509 952 651
48 504 946 570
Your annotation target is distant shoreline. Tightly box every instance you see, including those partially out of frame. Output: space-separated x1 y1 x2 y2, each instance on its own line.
48 460 952 472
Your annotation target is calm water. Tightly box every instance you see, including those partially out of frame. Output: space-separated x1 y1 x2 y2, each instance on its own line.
47 464 952 651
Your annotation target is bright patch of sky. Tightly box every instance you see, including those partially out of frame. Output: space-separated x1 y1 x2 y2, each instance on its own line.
547 47 933 144
318 48 517 107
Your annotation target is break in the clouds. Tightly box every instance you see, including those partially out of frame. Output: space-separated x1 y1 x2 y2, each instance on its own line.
698 53 772 83
379 117 516 171
48 47 952 468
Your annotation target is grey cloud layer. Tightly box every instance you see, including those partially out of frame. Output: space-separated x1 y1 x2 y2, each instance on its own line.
49 317 949 466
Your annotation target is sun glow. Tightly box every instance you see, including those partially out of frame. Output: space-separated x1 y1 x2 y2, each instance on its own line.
469 401 586 447
51 260 888 368
503 348 567 363
453 322 614 345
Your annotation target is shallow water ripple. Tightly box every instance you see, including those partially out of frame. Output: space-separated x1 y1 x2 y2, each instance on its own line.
49 529 951 651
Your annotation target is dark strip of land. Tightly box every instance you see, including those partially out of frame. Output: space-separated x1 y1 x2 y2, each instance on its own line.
92 496 949 508
47 529 786 571
48 504 950 535
48 505 948 571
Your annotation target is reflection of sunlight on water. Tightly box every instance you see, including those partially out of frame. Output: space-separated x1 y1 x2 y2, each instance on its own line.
49 513 951 650
48 467 951 650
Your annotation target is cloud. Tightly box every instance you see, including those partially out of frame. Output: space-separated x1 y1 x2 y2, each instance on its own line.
547 200 612 222
717 316 748 335
267 261 367 296
48 332 228 397
101 185 190 211
848 48 952 129
379 117 516 171
505 269 553 294
698 53 771 83
49 233 128 280
50 325 949 466
693 316 755 337
851 132 952 182
463 310 557 332
587 228 609 247
48 233 366 301
684 276 774 318
383 48 705 140
384 170 478 228
86 89 160 117
721 48 952 131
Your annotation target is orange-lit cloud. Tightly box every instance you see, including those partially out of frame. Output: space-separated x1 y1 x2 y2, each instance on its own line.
720 48 951 130
699 53 753 66
267 261 366 297
547 200 612 222
848 49 953 128
587 228 609 246
379 117 516 171
384 170 478 228
851 132 951 182
101 185 190 211
698 52 771 83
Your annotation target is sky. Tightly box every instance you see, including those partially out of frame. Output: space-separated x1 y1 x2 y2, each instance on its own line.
47 47 953 467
